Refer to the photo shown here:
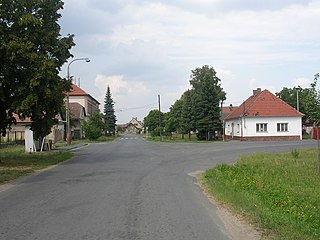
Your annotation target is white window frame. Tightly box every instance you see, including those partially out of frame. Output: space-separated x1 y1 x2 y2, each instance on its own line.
256 123 268 132
277 123 288 132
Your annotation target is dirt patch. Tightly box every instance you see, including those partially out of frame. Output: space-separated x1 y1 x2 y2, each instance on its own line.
189 171 261 240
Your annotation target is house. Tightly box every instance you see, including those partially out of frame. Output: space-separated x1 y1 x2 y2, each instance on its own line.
1 113 65 146
69 102 86 139
224 88 304 141
118 117 144 134
67 83 100 118
221 105 238 121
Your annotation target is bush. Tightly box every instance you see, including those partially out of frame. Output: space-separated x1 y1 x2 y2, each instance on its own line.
82 111 105 140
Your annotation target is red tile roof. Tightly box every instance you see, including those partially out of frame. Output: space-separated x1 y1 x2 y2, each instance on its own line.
69 83 89 96
67 84 100 105
13 113 32 123
225 89 304 120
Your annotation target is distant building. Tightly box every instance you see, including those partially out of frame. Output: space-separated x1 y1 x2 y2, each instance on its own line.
118 117 144 134
224 88 304 141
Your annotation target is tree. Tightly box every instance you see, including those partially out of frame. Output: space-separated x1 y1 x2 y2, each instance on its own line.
82 111 105 140
276 86 310 122
164 99 183 134
144 109 164 137
0 0 75 139
103 85 116 135
181 89 195 139
304 76 320 125
189 65 226 140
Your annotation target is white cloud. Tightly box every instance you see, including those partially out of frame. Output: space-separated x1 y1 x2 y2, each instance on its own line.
294 77 311 88
60 0 320 123
94 74 153 123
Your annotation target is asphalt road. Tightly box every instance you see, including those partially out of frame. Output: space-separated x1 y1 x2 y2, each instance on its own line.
0 136 317 240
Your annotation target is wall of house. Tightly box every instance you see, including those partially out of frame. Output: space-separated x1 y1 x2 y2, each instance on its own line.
225 116 302 140
68 95 99 118
69 96 85 109
87 97 99 116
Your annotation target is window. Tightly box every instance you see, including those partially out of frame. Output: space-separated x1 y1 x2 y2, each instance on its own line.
256 123 267 132
277 123 288 132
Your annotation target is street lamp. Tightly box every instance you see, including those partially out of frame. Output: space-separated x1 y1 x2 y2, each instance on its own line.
66 58 90 145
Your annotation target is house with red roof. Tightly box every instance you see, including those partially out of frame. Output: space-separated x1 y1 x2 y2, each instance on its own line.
67 83 100 118
66 84 100 139
224 88 304 141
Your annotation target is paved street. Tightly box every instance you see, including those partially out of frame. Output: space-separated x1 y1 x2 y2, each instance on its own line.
0 136 317 240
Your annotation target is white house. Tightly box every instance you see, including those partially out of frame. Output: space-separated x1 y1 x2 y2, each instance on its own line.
224 88 304 141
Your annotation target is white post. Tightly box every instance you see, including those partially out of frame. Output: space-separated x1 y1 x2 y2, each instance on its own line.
25 127 35 153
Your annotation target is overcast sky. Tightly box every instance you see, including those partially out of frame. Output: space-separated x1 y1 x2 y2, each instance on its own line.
59 0 320 124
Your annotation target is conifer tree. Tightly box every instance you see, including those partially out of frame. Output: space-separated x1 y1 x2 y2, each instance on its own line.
103 85 116 135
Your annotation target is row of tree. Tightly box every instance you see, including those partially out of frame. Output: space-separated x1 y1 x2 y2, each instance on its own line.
144 65 226 140
145 67 320 141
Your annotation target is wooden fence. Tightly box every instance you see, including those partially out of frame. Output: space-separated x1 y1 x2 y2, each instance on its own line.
0 131 25 144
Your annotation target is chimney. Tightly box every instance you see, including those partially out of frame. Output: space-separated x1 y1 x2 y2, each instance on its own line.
253 88 261 95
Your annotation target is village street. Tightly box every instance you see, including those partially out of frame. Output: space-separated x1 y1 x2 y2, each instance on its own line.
0 136 317 240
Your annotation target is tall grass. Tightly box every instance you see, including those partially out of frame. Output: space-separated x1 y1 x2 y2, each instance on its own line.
202 149 320 240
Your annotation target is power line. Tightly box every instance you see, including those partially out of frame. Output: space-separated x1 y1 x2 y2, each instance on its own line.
116 102 158 112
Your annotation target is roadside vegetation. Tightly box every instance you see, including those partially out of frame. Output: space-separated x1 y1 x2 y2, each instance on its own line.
55 135 118 148
202 148 320 240
145 133 198 142
0 145 73 184
144 133 223 143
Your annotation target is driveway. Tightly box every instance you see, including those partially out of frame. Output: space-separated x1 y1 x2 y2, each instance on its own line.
0 135 316 239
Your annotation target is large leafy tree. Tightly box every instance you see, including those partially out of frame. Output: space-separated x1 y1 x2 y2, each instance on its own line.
144 109 164 136
189 65 226 140
164 99 183 134
103 85 116 135
181 89 195 139
276 86 310 122
304 76 320 125
0 0 74 138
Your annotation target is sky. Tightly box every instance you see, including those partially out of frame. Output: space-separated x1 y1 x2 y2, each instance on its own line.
59 0 320 124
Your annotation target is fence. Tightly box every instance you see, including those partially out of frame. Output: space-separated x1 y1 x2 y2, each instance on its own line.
0 131 25 144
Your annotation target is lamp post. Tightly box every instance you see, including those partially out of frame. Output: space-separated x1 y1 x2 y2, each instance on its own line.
66 58 90 145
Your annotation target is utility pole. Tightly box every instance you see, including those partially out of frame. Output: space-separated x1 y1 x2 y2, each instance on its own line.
296 89 299 112
315 73 320 173
158 94 162 141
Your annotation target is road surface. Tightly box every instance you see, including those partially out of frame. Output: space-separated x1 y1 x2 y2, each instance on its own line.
0 135 316 239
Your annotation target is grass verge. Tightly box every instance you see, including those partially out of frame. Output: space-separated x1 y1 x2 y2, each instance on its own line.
0 145 73 184
202 149 320 240
55 135 118 147
144 134 220 143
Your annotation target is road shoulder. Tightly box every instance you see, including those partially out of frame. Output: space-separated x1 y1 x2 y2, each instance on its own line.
189 171 261 240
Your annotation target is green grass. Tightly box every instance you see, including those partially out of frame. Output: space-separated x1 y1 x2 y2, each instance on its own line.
202 149 320 240
0 145 73 184
55 135 118 147
144 133 218 142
